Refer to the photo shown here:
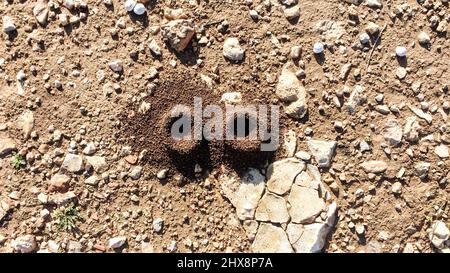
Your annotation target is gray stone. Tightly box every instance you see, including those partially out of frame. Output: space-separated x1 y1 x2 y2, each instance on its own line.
312 20 345 43
347 85 367 114
48 174 70 192
366 0 382 8
149 39 162 56
61 154 84 173
280 0 298 5
428 221 449 249
409 105 432 124
340 63 352 80
283 130 297 157
37 193 48 204
295 151 311 161
276 62 306 102
153 218 164 233
161 19 195 52
33 0 49 25
46 240 60 253
359 140 371 152
85 156 107 173
156 169 168 180
129 166 143 180
325 201 338 226
108 60 123 73
221 92 242 104
243 220 259 241
294 170 320 190
360 160 388 173
147 66 158 79
0 197 13 222
2 16 16 33
435 145 449 158
48 191 76 206
285 98 308 120
403 243 415 253
67 241 82 253
284 6 300 21
84 175 99 186
414 162 430 179
249 10 259 20
365 22 380 35
287 223 330 253
255 192 290 223
108 236 127 249
0 135 16 156
11 235 37 253
223 37 245 62
382 119 403 146
251 223 294 253
221 168 265 220
307 139 337 168
141 242 154 253
266 158 305 195
391 182 402 194
82 142 96 155
19 111 34 139
418 32 430 45
396 67 407 80
404 116 421 142
288 184 325 223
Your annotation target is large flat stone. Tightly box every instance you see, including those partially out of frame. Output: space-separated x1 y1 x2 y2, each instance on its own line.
287 223 330 253
255 192 290 223
266 158 305 195
288 184 325 224
252 223 294 253
221 168 265 220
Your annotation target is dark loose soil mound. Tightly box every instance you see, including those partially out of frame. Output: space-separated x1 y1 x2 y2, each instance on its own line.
119 70 276 180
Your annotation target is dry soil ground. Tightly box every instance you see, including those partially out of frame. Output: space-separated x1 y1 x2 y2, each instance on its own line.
0 0 449 253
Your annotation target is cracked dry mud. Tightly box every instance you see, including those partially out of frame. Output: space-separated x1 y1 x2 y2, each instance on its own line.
1 0 450 253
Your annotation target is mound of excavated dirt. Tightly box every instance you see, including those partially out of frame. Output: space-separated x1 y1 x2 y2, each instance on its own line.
119 71 277 179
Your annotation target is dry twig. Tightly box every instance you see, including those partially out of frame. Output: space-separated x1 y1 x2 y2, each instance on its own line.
366 23 388 72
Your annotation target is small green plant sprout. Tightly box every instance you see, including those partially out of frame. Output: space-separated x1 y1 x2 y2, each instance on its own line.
425 215 433 224
10 152 26 169
53 202 82 232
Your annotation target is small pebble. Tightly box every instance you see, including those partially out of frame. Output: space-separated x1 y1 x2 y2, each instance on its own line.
249 10 259 20
395 46 407 57
133 3 146 15
359 33 370 44
391 182 402 194
417 32 430 45
313 42 324 54
124 0 136 11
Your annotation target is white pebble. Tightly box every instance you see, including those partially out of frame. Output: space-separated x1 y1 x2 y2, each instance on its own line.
395 46 407 57
133 3 146 15
249 10 259 20
359 33 370 44
313 42 324 54
124 0 136 12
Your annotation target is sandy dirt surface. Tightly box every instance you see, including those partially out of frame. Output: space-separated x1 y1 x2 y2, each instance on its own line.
0 0 449 253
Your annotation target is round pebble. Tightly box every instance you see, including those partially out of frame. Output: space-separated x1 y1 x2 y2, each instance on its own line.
395 46 407 57
313 42 324 54
359 33 370 44
124 0 136 12
249 10 259 20
134 3 146 15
